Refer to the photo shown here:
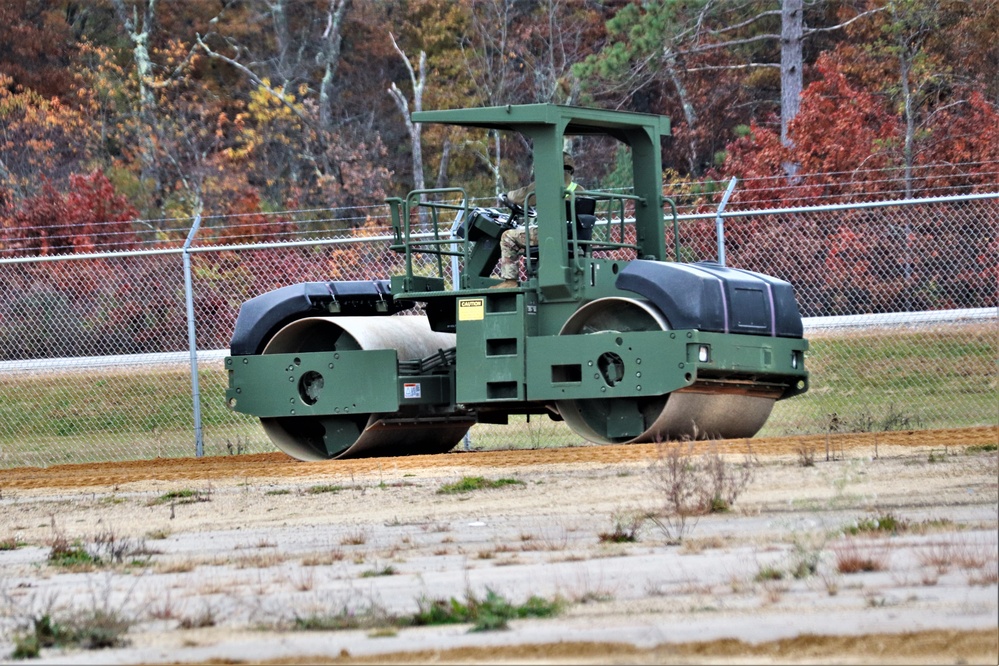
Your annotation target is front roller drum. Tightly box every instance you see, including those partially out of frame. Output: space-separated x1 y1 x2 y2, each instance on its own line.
554 297 776 445
259 316 472 461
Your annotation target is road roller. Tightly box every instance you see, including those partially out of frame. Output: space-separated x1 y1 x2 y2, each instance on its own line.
225 104 809 461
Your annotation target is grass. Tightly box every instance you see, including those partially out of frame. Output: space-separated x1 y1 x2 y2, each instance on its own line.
965 443 998 453
291 589 562 634
0 324 994 467
436 476 525 494
843 512 909 536
769 325 997 436
148 488 211 505
412 588 563 632
306 484 347 495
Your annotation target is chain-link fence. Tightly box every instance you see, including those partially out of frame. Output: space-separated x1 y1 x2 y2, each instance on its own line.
1 193 995 468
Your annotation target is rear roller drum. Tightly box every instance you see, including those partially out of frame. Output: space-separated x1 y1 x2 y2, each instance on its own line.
259 316 471 461
554 297 775 445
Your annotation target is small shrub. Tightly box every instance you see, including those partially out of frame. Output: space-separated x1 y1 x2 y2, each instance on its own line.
788 533 825 579
0 537 24 551
178 605 217 629
795 443 816 467
598 512 644 543
48 533 99 569
917 540 955 574
647 440 755 543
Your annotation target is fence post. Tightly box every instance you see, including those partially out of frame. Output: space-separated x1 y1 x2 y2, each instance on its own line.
715 177 737 266
183 215 205 457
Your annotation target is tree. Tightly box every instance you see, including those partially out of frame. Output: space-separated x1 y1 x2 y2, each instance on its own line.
195 0 393 219
577 1 885 175
1 170 138 256
0 0 77 98
715 52 897 205
388 33 428 199
0 75 99 202
820 0 999 195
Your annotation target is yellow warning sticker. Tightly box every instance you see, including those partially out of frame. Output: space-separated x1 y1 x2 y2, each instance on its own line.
458 298 485 321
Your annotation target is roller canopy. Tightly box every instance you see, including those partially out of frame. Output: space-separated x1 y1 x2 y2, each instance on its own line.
616 261 804 338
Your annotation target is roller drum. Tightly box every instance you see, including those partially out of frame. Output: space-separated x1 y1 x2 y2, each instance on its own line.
260 316 470 461
554 297 776 445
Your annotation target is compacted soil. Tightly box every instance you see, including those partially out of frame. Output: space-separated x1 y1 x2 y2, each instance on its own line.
0 427 996 664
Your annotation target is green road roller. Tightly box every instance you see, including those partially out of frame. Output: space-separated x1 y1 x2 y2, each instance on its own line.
225 104 809 461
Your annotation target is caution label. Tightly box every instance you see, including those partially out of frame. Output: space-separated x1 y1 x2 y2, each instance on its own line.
458 298 485 321
403 383 421 399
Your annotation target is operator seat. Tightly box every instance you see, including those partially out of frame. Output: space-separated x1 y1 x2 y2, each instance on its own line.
528 196 597 263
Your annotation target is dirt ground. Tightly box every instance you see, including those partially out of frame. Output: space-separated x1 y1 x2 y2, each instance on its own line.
1 427 997 664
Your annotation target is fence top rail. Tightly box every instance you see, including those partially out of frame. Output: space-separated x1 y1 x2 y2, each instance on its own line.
1 191 995 266
675 191 999 222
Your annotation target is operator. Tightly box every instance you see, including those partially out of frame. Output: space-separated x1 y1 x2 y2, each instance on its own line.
492 151 583 289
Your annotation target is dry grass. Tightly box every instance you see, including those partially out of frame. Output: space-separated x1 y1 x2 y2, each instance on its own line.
231 551 287 569
760 577 790 604
177 603 217 629
679 535 729 554
154 558 198 574
832 538 891 574
340 529 368 546
292 569 316 592
301 546 346 567
917 535 999 581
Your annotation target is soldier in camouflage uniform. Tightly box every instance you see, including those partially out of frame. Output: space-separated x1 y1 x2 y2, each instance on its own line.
493 152 582 288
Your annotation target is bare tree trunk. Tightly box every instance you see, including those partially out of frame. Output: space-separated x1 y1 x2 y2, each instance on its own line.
388 34 427 195
435 137 451 189
111 0 160 189
781 0 804 178
780 0 804 148
317 0 350 136
665 52 699 174
388 33 428 226
898 49 916 199
493 130 502 199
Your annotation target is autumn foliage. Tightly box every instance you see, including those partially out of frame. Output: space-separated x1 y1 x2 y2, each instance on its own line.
0 0 995 355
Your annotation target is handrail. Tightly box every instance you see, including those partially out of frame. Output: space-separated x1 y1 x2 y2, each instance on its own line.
388 188 468 284
388 187 680 284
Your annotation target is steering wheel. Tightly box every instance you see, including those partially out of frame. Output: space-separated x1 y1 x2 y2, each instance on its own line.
501 194 535 219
